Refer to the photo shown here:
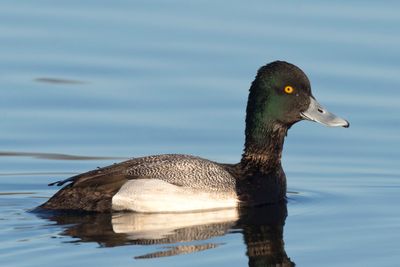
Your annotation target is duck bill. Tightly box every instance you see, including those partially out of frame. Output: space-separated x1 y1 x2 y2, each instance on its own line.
301 97 349 128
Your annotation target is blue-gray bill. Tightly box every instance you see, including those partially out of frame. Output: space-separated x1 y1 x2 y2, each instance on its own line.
301 97 350 128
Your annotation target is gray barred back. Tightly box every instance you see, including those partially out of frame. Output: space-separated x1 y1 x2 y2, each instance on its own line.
125 154 236 192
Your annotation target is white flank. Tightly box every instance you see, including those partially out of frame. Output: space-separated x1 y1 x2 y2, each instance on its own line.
112 179 239 213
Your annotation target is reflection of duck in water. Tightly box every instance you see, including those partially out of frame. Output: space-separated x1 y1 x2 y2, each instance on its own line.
37 204 294 266
39 61 348 213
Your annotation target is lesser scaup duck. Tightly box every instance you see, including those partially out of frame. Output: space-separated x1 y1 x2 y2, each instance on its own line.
40 61 349 213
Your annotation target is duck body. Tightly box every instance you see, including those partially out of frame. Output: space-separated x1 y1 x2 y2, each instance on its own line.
40 61 349 213
41 154 286 212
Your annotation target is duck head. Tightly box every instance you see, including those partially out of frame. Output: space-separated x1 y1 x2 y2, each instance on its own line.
246 61 349 130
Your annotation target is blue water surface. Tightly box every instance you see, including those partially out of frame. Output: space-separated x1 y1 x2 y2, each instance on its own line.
0 1 400 266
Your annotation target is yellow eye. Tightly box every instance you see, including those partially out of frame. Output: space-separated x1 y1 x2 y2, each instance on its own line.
284 86 294 94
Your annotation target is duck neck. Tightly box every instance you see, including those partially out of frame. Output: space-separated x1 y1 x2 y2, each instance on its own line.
240 120 288 174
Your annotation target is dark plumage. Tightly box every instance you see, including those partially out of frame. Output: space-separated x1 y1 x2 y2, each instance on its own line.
39 61 349 212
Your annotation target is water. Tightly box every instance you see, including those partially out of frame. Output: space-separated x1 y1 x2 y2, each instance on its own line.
1 1 400 266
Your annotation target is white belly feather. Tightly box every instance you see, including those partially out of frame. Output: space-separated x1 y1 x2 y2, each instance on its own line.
112 179 239 213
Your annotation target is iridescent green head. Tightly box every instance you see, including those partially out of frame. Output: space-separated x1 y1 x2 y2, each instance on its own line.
245 61 349 134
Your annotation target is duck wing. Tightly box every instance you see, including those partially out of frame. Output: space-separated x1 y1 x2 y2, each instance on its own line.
48 159 134 187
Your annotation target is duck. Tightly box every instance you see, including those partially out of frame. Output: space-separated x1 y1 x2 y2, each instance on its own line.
39 61 349 213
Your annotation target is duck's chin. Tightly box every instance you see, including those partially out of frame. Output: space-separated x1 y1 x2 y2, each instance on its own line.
278 119 300 131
